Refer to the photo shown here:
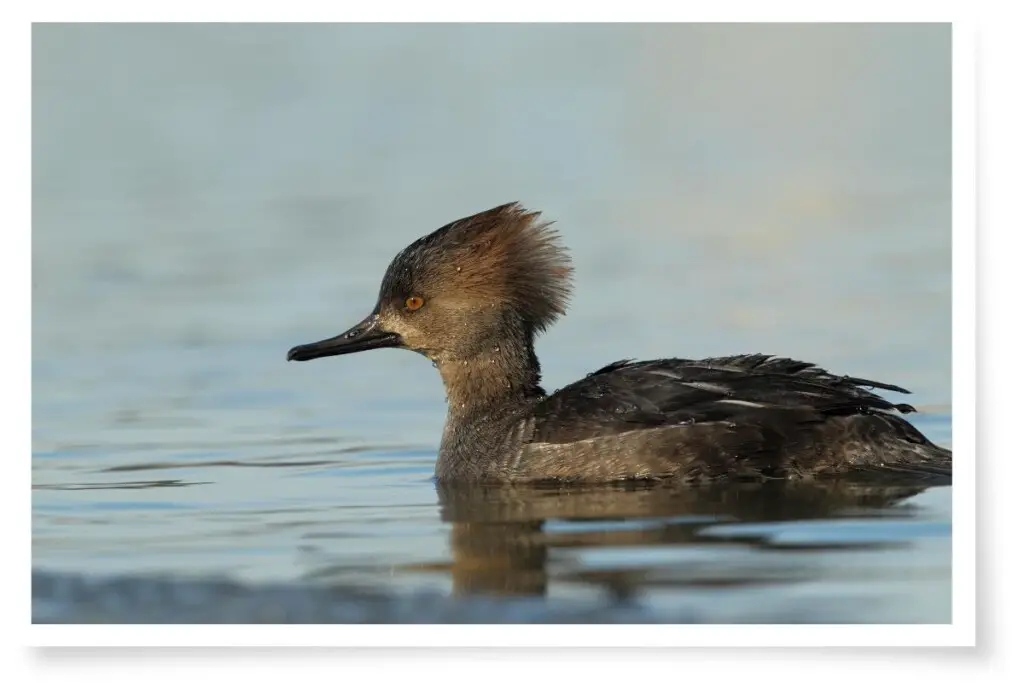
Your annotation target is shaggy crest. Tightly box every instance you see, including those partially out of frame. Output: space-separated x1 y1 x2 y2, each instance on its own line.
380 202 574 331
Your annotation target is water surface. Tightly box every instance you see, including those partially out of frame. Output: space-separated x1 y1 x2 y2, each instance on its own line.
32 23 952 623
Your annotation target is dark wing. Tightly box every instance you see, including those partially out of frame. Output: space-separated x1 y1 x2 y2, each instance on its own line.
528 353 916 445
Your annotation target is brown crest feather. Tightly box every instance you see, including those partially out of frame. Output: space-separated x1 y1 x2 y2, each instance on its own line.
380 202 574 331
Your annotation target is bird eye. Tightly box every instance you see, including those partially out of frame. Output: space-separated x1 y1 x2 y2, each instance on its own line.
405 296 424 311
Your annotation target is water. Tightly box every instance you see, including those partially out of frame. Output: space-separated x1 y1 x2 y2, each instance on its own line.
32 24 952 623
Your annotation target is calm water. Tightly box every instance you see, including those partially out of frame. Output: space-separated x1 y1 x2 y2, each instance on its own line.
32 24 952 623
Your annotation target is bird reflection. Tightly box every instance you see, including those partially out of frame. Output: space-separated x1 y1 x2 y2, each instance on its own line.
431 477 943 599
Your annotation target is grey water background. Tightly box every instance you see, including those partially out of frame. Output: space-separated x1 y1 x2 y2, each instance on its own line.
32 23 952 623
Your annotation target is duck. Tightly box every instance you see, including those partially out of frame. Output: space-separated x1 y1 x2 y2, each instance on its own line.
287 202 952 484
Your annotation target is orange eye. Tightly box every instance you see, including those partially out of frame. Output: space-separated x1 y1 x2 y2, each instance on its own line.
405 296 424 311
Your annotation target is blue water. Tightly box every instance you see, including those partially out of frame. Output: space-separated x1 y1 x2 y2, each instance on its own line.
32 23 952 623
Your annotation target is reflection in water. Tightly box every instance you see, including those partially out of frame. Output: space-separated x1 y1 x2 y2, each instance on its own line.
428 479 939 599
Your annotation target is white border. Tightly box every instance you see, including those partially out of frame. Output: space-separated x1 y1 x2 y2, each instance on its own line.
14 2 979 659
948 16 976 640
16 1 969 23
28 623 970 648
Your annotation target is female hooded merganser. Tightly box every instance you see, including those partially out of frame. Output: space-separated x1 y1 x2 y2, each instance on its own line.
287 202 952 484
